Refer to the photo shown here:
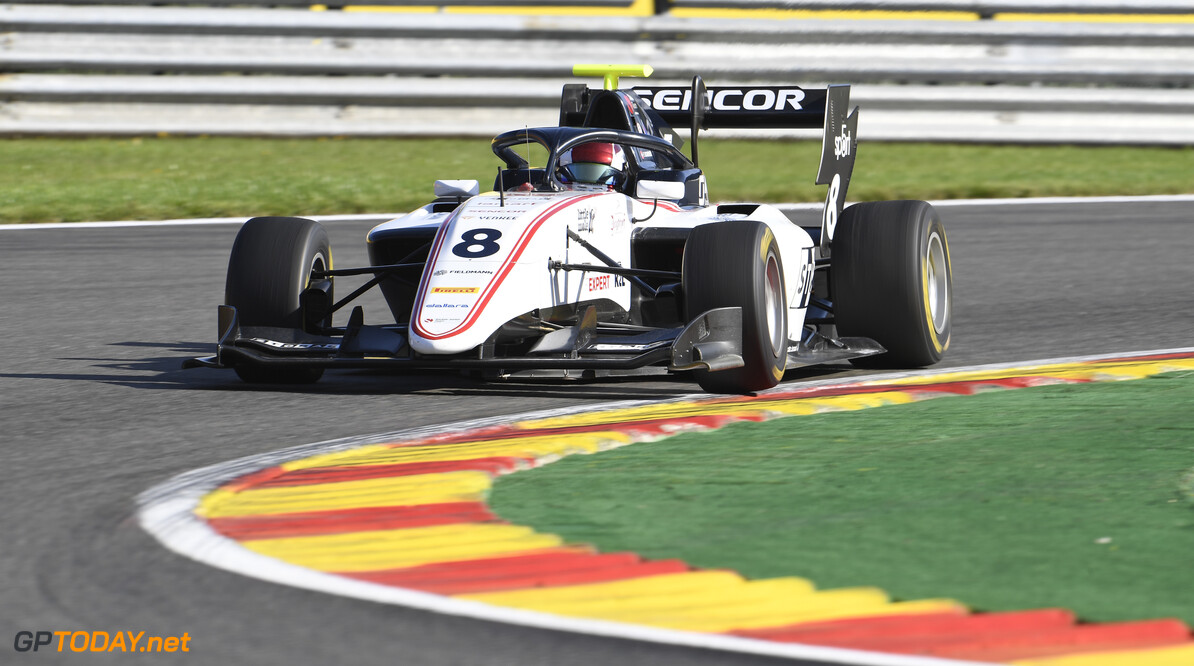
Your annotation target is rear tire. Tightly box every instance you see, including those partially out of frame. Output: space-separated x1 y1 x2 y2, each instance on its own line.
225 216 332 384
831 200 951 368
683 221 787 394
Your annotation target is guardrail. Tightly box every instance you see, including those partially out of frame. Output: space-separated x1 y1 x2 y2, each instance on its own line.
3 0 1190 10
666 0 1194 14
2 4 1193 143
3 0 638 6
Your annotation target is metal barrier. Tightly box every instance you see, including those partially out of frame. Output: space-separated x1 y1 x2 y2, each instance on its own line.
4 0 636 5
3 0 1191 10
667 1 1194 14
2 4 1193 143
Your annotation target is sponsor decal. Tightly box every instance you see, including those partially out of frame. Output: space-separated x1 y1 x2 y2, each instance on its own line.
431 287 479 294
795 247 815 309
638 87 806 112
247 338 339 351
476 214 521 222
576 208 596 234
588 340 670 351
424 303 470 309
610 211 629 233
13 630 191 654
834 127 852 159
571 183 608 193
462 198 534 219
587 275 611 292
433 269 495 276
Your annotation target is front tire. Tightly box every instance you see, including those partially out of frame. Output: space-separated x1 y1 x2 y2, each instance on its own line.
225 216 332 384
831 200 952 367
683 221 788 394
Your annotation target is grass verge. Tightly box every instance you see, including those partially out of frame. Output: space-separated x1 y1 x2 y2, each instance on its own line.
490 372 1194 624
2 137 1191 223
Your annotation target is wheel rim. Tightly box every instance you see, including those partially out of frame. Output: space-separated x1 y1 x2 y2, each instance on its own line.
307 252 327 289
764 253 785 356
925 232 949 334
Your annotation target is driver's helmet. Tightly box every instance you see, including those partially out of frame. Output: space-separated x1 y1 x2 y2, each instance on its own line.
558 142 626 187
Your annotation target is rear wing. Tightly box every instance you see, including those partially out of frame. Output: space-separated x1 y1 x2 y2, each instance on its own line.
561 67 859 249
635 82 859 250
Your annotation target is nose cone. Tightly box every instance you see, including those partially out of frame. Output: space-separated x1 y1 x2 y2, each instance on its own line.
409 193 599 354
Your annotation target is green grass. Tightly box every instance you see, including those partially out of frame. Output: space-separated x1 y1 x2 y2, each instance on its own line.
1 136 1191 223
490 372 1194 624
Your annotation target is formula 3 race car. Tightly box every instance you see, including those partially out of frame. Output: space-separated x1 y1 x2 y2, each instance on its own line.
184 65 952 394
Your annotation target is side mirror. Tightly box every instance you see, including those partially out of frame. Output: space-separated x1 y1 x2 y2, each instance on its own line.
434 180 480 198
635 179 686 201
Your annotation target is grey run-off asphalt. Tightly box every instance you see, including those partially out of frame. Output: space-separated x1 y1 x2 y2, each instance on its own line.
1 198 1192 665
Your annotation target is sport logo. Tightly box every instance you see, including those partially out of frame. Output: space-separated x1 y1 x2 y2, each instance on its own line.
636 87 806 112
431 287 478 294
834 128 852 159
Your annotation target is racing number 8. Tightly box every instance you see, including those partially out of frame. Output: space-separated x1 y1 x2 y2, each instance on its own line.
452 228 502 258
822 173 842 241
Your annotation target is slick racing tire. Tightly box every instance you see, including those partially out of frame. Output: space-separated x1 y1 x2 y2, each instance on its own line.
831 200 951 368
224 216 332 384
683 221 787 394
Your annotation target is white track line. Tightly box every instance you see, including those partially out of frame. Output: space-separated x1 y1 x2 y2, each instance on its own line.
138 347 1194 666
4 193 1194 231
778 192 1194 212
0 213 400 231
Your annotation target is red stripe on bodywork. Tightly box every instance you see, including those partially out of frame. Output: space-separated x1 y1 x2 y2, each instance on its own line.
407 207 457 331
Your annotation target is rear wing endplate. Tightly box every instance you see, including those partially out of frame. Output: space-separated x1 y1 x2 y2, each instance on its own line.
814 86 859 251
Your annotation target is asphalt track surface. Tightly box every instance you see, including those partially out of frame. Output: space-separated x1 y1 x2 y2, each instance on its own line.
2 199 1192 665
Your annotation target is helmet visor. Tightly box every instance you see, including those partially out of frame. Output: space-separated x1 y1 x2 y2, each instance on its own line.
564 162 618 184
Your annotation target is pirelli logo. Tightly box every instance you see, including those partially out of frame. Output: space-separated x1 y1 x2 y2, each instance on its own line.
431 287 479 294
635 87 807 112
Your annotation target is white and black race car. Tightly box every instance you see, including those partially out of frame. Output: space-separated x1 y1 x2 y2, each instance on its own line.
185 65 952 394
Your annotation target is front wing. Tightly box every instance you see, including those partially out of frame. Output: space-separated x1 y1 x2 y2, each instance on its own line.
184 306 885 379
183 305 750 375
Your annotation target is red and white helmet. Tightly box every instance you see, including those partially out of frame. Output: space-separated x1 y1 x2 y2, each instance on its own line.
559 142 626 186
